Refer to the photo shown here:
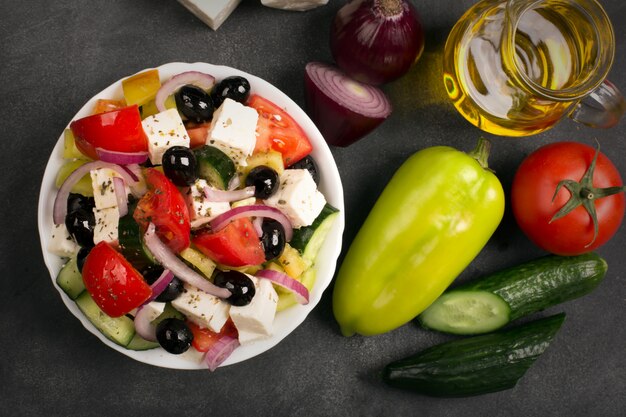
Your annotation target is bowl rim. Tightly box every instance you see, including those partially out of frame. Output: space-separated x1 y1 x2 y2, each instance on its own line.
37 62 345 370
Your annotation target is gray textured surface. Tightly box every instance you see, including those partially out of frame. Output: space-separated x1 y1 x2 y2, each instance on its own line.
1 0 625 416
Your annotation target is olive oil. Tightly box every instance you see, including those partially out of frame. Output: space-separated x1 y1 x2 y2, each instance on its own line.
443 0 604 136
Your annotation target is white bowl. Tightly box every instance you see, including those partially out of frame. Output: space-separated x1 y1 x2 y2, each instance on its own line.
37 62 345 370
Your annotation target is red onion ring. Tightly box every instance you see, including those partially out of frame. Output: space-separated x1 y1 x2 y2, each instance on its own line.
203 185 255 202
204 335 240 372
209 204 293 241
255 269 310 305
53 161 137 225
112 177 129 218
145 269 174 304
143 223 231 299
133 305 158 342
155 71 216 112
252 217 263 238
95 147 149 164
121 164 141 182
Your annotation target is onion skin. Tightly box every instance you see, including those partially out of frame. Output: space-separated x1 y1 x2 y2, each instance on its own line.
330 0 425 86
304 62 391 147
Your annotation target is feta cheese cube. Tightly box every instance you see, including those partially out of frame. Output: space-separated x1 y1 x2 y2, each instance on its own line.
171 283 231 333
230 276 278 345
141 301 167 322
92 207 119 244
48 224 79 257
90 168 129 210
206 98 258 167
184 179 231 229
263 169 326 228
142 108 190 165
177 0 242 31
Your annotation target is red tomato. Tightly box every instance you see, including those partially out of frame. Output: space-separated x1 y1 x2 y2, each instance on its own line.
70 105 148 160
248 94 313 167
511 142 625 255
187 319 238 353
184 122 210 149
133 168 190 253
192 218 265 267
81 241 152 317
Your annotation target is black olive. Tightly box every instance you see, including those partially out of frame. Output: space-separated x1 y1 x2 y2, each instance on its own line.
261 219 286 261
156 318 193 354
175 84 214 123
76 246 91 272
162 146 198 186
143 265 184 302
245 166 280 199
65 208 95 247
213 270 256 306
67 193 95 215
211 76 251 107
289 155 320 185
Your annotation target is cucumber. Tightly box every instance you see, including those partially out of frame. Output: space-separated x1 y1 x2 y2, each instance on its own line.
126 333 159 351
383 313 565 397
118 213 155 271
419 253 606 335
56 255 85 300
290 203 339 261
193 145 236 189
74 292 135 347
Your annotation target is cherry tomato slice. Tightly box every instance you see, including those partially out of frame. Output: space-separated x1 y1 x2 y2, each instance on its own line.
192 218 265 267
187 319 238 353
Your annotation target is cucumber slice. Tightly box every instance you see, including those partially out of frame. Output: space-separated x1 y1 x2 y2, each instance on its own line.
193 145 236 189
179 246 216 278
56 255 85 300
418 291 510 335
383 313 566 397
126 333 159 351
74 292 135 347
419 253 606 335
118 213 155 271
290 204 339 261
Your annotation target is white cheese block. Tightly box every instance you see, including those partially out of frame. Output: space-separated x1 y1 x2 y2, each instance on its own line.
177 0 242 31
90 168 129 210
142 108 190 165
48 224 79 258
92 207 119 244
230 276 279 345
206 98 258 167
261 0 328 11
171 283 231 333
141 301 167 322
184 179 231 229
263 169 326 228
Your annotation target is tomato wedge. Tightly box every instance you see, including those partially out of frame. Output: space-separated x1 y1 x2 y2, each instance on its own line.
134 168 191 253
82 241 152 317
184 122 211 149
70 104 148 160
187 319 238 353
248 94 313 167
192 218 265 267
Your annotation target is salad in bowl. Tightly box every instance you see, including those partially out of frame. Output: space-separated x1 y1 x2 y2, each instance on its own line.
38 62 344 370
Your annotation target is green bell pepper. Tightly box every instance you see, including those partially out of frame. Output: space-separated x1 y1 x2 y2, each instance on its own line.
332 138 505 336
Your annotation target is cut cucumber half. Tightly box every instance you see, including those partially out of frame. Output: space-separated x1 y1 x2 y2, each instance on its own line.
118 213 156 271
75 292 135 347
290 203 339 261
56 255 85 300
126 333 159 351
193 145 236 190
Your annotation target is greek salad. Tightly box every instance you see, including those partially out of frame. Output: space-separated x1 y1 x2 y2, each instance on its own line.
46 65 340 371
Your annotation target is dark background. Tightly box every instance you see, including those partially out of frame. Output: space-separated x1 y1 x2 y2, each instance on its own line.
2 0 625 416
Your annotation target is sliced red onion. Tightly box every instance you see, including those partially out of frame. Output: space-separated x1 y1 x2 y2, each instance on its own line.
304 61 392 147
252 217 263 238
204 335 240 372
227 175 241 191
143 223 231 299
155 71 216 112
121 164 141 182
95 147 149 164
203 185 255 202
112 177 129 218
145 269 174 304
133 305 158 342
256 269 310 305
53 160 138 225
209 204 293 241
